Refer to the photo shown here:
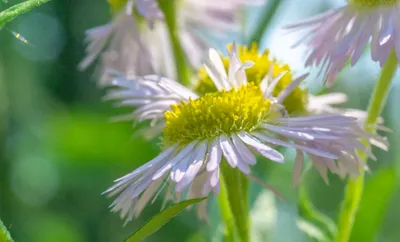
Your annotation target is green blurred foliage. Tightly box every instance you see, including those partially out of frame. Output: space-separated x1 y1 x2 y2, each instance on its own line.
0 0 399 242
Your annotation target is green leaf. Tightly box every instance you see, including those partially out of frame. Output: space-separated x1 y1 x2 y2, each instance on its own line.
350 167 396 242
0 218 14 242
125 198 207 242
0 0 51 28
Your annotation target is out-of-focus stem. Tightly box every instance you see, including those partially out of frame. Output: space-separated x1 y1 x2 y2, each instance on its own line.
247 0 282 46
157 0 192 85
218 175 237 242
335 50 398 242
221 162 250 242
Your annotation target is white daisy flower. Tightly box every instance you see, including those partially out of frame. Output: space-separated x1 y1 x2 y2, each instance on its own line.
191 43 376 124
79 0 170 87
104 45 387 222
283 0 400 86
80 0 264 86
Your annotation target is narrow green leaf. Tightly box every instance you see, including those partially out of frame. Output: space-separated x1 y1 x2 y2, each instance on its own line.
350 168 396 242
125 197 207 242
0 218 14 242
0 0 51 28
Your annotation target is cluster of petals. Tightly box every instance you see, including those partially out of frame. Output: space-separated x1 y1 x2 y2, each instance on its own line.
80 0 264 86
284 1 400 86
104 45 388 222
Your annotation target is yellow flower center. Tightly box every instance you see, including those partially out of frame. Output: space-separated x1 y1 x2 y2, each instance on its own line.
349 0 398 7
108 0 128 13
193 43 308 116
163 83 279 145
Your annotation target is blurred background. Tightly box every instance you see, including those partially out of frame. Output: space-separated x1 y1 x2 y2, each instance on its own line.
0 0 399 241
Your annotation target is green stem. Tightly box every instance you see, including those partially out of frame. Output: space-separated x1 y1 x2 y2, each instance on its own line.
221 162 250 242
156 0 191 86
335 50 398 242
0 0 51 28
247 0 282 46
0 218 14 242
218 175 237 242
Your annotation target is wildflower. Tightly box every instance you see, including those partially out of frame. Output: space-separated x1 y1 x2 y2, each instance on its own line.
175 0 265 68
79 0 167 86
104 45 387 222
80 0 264 86
193 43 374 122
283 0 400 86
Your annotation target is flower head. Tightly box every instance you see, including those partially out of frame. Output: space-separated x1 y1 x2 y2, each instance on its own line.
193 43 309 116
104 45 387 222
81 0 264 86
284 0 400 86
79 1 167 86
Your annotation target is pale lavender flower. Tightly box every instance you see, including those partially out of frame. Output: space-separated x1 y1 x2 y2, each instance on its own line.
284 0 400 86
103 45 387 222
80 0 264 86
177 0 265 67
79 0 170 86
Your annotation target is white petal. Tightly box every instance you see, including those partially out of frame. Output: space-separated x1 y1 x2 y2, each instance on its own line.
152 141 197 180
206 138 223 171
252 132 337 159
238 132 284 163
219 135 239 168
231 133 256 165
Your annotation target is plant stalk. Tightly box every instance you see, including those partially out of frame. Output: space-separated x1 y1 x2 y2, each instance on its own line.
335 50 398 242
156 0 191 85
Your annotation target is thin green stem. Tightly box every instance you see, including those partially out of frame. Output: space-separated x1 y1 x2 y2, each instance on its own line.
156 0 191 86
0 0 51 28
247 0 282 46
335 50 398 242
218 174 237 242
0 218 14 242
221 162 250 242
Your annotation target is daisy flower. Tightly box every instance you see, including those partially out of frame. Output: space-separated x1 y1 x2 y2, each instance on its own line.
80 0 264 86
175 0 265 68
104 44 387 222
79 0 169 87
192 43 375 122
283 0 400 86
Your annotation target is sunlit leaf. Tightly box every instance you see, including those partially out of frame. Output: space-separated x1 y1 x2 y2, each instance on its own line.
125 198 207 242
350 167 396 242
0 218 14 242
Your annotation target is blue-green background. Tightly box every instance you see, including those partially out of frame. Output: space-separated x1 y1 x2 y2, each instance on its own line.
1 0 399 241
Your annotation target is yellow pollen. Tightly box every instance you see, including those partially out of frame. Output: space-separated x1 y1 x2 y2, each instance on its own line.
349 0 398 7
193 43 308 116
163 83 278 146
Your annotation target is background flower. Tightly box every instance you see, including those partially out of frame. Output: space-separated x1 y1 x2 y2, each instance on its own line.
283 0 400 86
